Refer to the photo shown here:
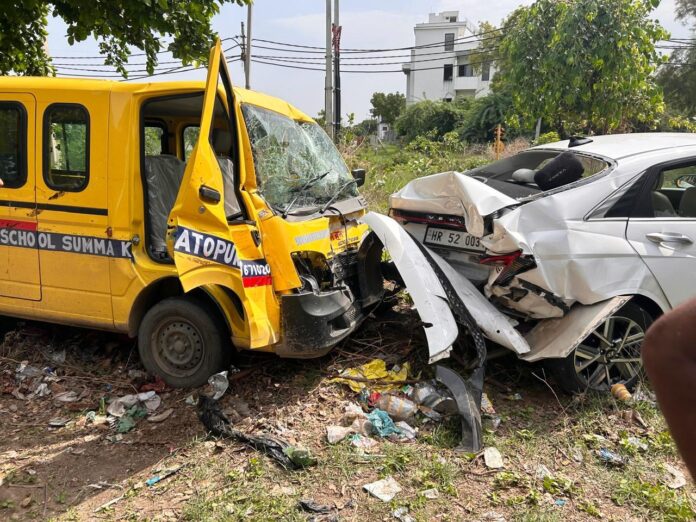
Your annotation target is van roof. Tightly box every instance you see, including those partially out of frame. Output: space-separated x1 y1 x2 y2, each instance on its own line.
0 76 314 122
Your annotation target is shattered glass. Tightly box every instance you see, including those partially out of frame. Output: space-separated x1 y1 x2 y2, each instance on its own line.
241 104 357 212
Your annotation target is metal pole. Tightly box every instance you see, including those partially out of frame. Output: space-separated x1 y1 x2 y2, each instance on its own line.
333 0 341 141
324 0 333 138
245 4 252 89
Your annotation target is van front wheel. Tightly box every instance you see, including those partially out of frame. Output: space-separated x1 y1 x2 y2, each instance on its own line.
138 296 229 388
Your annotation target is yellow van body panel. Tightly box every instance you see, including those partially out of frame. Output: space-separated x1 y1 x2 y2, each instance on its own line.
0 52 371 358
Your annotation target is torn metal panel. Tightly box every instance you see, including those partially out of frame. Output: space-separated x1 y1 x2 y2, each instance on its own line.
389 171 518 237
521 296 632 362
426 250 530 354
435 365 483 453
361 212 458 363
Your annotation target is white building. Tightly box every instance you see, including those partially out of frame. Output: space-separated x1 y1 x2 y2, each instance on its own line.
403 11 494 104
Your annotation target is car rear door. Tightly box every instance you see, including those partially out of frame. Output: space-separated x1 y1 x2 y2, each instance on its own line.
625 159 696 308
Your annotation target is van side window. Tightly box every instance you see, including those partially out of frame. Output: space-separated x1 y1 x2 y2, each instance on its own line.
182 125 200 161
44 104 89 191
0 102 27 188
144 122 167 156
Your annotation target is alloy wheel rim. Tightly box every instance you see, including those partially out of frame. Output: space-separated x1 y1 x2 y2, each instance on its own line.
573 315 645 391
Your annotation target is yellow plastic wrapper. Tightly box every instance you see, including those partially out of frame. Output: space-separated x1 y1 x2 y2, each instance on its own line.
329 359 410 393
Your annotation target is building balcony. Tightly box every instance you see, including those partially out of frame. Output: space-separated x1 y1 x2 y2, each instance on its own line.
454 75 481 91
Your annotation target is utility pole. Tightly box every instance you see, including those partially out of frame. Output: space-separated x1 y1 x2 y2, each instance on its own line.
240 21 247 82
245 4 252 89
324 0 333 139
332 0 341 141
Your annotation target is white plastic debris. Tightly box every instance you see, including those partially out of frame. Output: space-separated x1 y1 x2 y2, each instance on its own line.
363 476 402 502
326 426 352 444
664 464 687 489
535 464 552 480
107 391 160 417
420 488 439 499
208 371 229 400
393 507 415 522
484 447 504 469
15 362 42 382
54 391 80 403
395 421 417 441
350 434 378 450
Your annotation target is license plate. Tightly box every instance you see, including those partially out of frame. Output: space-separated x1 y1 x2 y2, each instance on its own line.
423 226 485 253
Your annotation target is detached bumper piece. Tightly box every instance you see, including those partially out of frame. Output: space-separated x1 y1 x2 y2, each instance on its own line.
276 289 362 358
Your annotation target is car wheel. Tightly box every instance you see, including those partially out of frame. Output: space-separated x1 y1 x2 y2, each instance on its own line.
545 302 653 395
138 296 230 388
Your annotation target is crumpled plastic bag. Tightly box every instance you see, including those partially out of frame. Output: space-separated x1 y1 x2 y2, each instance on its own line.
367 409 401 437
329 359 410 393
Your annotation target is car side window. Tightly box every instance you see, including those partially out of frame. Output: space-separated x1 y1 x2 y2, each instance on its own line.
44 104 89 192
0 102 27 188
144 122 167 156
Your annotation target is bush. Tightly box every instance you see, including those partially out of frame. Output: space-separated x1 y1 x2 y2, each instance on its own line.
533 131 561 145
395 100 467 142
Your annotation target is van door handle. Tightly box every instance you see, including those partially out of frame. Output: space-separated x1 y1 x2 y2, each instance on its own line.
646 232 694 245
199 185 221 204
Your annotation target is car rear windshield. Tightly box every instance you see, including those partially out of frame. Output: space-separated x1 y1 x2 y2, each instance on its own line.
466 150 609 199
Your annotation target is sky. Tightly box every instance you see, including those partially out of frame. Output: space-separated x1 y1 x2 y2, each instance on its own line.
47 0 691 121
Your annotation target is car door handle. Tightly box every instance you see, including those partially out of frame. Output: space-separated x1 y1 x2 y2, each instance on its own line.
646 232 694 245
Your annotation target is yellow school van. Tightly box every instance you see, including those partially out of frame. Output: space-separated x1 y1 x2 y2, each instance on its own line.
0 41 462 388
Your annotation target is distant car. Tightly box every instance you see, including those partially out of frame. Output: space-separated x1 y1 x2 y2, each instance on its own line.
390 133 696 393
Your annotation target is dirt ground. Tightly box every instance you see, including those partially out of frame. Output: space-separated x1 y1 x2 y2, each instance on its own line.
0 307 694 522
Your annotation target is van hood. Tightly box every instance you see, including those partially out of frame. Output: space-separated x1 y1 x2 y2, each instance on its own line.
389 171 519 237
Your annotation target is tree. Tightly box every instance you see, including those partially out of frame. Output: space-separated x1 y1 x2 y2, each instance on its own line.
495 0 668 135
457 92 514 143
369 92 406 125
657 1 696 116
1 1 250 77
395 100 466 141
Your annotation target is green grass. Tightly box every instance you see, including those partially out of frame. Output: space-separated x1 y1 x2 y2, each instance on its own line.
612 478 695 521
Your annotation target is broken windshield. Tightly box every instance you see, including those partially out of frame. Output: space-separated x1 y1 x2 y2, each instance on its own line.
241 104 358 213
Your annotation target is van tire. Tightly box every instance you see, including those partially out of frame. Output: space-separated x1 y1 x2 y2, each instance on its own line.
138 296 229 388
545 302 653 395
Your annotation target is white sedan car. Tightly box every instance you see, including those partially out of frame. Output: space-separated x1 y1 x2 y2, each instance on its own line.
389 133 696 393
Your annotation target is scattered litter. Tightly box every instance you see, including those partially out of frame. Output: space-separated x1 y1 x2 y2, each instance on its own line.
610 383 632 402
116 414 137 434
363 476 402 502
663 464 687 489
508 393 523 401
596 448 625 467
15 362 42 382
145 465 183 487
48 417 70 427
571 447 584 463
481 393 496 415
298 499 332 514
376 394 417 421
484 447 504 469
624 436 648 452
554 499 567 507
54 391 80 403
208 370 229 400
395 421 416 441
148 408 174 423
420 488 439 499
185 394 197 406
329 359 410 393
349 417 373 436
283 446 317 468
327 425 352 444
106 434 124 443
535 464 552 480
127 369 147 380
20 495 33 508
483 416 502 431
28 382 50 399
411 381 457 414
85 411 109 425
107 391 161 417
139 376 167 393
349 434 378 450
632 386 656 406
366 409 401 437
393 506 415 522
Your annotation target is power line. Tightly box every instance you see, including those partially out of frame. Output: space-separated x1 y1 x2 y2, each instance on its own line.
52 38 237 60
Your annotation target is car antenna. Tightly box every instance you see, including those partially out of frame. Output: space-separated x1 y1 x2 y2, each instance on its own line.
568 136 593 148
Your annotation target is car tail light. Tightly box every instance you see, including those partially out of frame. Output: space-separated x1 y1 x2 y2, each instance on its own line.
390 209 467 231
479 250 536 286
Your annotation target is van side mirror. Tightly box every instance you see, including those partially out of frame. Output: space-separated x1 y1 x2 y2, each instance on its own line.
199 185 221 204
351 168 366 188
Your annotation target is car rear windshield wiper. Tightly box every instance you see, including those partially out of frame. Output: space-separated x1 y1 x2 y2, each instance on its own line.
281 170 331 218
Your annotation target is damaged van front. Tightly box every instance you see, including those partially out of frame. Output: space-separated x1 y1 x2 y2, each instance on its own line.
390 137 693 393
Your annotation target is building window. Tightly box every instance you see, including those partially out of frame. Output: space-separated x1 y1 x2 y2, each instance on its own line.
446 15 458 23
458 63 474 77
444 33 454 51
0 102 27 188
443 64 453 81
43 104 89 192
482 62 491 82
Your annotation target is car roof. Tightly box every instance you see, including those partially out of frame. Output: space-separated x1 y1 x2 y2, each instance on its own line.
532 133 696 160
0 76 314 122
